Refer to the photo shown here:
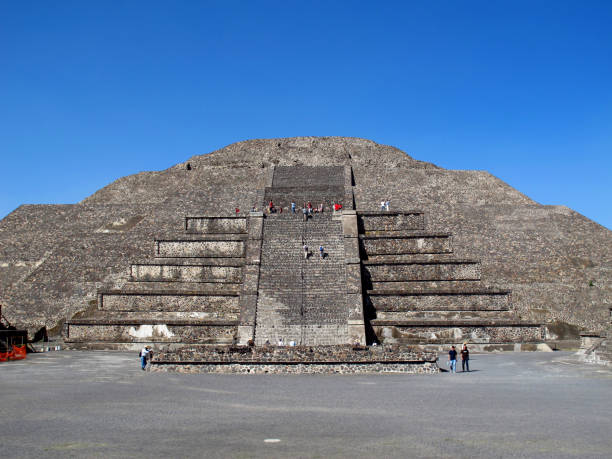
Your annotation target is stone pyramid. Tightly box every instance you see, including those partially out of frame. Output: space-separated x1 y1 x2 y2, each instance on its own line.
0 137 610 358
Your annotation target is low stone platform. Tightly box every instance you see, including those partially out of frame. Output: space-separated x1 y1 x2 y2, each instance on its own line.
149 344 439 374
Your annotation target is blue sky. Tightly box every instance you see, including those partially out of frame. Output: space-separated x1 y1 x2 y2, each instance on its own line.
1 1 611 229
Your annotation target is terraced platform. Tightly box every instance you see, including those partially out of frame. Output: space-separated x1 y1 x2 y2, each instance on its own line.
64 164 544 371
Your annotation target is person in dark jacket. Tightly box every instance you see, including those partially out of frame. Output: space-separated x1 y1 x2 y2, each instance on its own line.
448 345 457 373
461 344 470 372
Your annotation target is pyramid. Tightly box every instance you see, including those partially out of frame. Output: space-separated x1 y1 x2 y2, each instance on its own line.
1 137 610 368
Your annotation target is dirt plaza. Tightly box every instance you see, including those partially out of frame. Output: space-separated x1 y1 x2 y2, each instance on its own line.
1 350 611 458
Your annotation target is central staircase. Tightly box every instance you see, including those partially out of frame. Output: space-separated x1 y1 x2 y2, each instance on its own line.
254 212 348 345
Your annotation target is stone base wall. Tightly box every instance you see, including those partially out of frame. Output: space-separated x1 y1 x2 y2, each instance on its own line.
156 240 245 257
376 310 515 321
67 323 237 343
149 361 438 374
185 216 247 234
367 293 510 311
358 212 425 232
373 324 544 344
364 262 481 282
360 236 451 255
130 264 242 283
100 293 239 313
149 344 438 373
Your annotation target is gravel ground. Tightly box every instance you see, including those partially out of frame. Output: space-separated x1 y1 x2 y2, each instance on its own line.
1 350 611 458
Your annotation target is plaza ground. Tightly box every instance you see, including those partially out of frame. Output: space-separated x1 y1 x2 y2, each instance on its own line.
1 350 611 458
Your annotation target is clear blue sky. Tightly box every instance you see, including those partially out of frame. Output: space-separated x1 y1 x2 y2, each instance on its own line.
1 1 611 229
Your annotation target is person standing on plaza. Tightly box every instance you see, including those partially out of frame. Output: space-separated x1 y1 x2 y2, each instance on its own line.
319 245 324 258
448 345 457 373
303 244 308 260
461 343 470 372
291 202 296 213
139 346 149 370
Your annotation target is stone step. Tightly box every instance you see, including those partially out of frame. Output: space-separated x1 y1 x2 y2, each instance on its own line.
68 318 238 326
90 310 239 321
359 233 452 255
364 253 457 263
264 187 345 212
366 289 511 311
155 237 245 258
98 290 239 312
370 321 544 345
363 260 481 282
254 213 349 346
118 281 242 293
141 257 245 267
272 166 346 187
65 321 238 344
253 324 350 346
130 263 242 283
185 216 247 234
357 211 425 232
368 280 485 291
64 342 236 352
371 319 541 327
375 310 517 321
155 233 248 241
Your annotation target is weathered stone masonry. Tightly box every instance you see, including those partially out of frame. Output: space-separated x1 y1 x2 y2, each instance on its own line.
2 137 610 369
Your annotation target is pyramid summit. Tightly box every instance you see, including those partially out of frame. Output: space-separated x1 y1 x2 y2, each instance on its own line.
1 137 610 370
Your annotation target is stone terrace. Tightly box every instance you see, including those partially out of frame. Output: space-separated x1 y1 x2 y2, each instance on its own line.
358 211 544 350
65 216 252 350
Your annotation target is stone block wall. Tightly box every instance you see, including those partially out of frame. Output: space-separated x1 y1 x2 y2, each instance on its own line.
372 324 544 344
367 291 510 311
130 263 242 283
186 217 247 234
149 344 438 374
358 212 425 232
360 235 452 256
67 323 237 344
363 261 481 283
156 239 245 258
272 166 345 187
99 292 239 314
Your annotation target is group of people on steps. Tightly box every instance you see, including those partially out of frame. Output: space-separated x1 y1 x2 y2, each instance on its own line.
265 200 343 219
